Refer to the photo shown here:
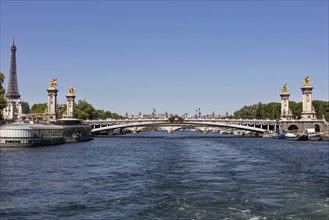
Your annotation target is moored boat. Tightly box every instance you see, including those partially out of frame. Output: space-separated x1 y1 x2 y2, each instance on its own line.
272 133 286 139
285 133 297 139
55 118 93 143
308 133 322 141
295 133 308 141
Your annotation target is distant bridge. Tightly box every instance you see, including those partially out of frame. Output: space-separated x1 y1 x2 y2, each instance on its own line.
85 118 280 134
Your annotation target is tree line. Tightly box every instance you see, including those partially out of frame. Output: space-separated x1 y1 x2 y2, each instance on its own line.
232 100 329 120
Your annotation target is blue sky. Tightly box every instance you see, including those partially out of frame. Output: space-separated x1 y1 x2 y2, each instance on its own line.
1 0 328 116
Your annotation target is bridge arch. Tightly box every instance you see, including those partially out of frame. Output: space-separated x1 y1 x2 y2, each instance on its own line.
287 124 299 132
89 120 270 134
314 124 320 132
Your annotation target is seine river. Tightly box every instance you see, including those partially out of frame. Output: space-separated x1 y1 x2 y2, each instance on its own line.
1 132 328 219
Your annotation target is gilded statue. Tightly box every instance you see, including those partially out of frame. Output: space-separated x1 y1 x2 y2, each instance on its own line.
50 78 57 88
68 87 75 96
303 76 310 87
281 83 287 94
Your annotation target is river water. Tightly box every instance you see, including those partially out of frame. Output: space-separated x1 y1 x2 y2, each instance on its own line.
1 132 328 219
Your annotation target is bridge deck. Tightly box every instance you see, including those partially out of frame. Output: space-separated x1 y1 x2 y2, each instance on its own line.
86 118 280 133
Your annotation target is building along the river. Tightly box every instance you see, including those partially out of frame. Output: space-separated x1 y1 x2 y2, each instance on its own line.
0 123 65 147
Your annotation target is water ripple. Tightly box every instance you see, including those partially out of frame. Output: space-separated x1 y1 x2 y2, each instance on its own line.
1 132 328 219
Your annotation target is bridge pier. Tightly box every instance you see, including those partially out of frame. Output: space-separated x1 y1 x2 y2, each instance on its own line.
159 126 182 134
281 120 328 133
124 126 145 134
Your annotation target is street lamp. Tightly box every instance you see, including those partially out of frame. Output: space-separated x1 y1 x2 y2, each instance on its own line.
152 108 156 118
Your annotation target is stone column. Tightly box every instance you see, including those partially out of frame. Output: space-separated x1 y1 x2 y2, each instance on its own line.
279 84 292 120
280 93 292 120
47 87 58 120
301 86 316 120
66 94 75 118
300 76 316 120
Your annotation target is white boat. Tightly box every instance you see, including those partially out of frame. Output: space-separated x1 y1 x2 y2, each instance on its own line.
285 133 297 139
308 133 321 141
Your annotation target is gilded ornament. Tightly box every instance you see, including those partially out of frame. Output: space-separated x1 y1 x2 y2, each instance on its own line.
50 78 57 88
281 84 288 94
68 87 75 96
303 76 310 86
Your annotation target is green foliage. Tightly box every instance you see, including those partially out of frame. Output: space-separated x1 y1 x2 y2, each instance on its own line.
58 105 67 119
313 100 329 120
29 103 47 114
233 102 281 120
74 106 87 119
289 101 302 119
233 100 329 120
75 100 96 119
0 73 7 121
72 100 124 120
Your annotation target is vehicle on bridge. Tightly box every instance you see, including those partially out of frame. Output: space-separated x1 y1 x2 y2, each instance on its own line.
168 115 184 123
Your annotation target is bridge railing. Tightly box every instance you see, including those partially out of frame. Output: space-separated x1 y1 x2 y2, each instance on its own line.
85 118 279 123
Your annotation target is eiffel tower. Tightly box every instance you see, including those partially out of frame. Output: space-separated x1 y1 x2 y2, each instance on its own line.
6 39 21 99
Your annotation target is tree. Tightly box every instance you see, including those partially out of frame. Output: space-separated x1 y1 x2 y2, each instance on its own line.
0 73 6 121
255 102 263 119
289 101 302 119
233 102 279 119
58 104 67 118
76 100 96 119
68 100 124 120
74 106 87 119
29 103 47 114
267 102 281 119
313 100 329 120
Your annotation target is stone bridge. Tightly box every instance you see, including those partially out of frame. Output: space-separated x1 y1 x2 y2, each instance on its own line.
85 118 281 134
